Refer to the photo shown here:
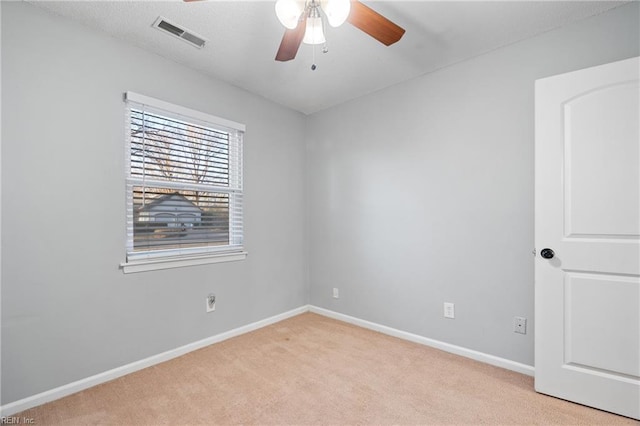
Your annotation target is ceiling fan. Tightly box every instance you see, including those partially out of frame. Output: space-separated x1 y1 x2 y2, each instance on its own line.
184 0 405 64
273 0 405 62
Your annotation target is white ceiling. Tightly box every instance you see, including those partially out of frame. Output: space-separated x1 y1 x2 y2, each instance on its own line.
29 0 627 114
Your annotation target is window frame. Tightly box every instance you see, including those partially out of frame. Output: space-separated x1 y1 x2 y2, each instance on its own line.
121 92 247 273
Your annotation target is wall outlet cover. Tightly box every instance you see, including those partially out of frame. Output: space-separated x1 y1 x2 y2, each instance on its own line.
444 302 455 319
514 316 527 334
206 294 216 313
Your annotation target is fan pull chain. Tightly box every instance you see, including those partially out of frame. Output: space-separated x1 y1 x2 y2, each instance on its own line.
311 43 317 71
310 13 328 71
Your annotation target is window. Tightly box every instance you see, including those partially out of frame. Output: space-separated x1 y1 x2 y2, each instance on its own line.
122 92 246 273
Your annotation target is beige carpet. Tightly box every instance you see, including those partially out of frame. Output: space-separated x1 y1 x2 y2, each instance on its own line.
13 313 639 425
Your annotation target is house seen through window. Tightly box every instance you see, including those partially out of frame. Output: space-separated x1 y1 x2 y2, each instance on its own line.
124 92 245 269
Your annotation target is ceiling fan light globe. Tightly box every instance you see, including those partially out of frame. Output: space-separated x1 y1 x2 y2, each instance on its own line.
275 0 303 30
321 0 351 27
302 16 326 45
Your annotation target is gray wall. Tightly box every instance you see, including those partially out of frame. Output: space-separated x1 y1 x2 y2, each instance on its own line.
306 2 639 366
1 2 307 404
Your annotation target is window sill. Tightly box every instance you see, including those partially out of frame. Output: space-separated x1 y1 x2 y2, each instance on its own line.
121 251 248 274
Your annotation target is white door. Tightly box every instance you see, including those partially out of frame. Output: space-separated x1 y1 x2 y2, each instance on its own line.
535 56 640 420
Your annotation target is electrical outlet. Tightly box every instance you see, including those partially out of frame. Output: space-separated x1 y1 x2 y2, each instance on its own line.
332 288 339 299
514 316 527 334
444 302 455 319
206 294 216 313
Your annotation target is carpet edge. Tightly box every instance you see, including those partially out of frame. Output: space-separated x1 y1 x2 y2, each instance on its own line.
0 305 310 417
2 304 536 417
309 305 535 377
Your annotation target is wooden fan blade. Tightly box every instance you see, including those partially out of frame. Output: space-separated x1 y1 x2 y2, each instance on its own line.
275 17 307 62
347 0 405 46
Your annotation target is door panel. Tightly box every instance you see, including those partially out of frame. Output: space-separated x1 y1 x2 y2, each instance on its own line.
535 56 640 420
565 273 639 377
564 82 640 237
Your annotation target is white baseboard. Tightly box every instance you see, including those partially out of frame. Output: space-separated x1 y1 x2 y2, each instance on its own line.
2 304 534 417
0 305 309 417
309 305 535 377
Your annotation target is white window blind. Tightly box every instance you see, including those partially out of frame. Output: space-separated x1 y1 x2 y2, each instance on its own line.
124 92 244 266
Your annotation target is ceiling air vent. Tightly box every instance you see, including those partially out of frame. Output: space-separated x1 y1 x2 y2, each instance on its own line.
152 16 207 49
